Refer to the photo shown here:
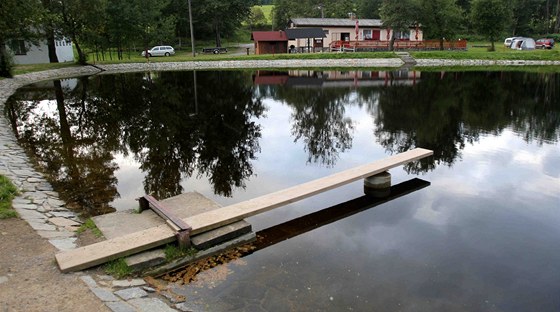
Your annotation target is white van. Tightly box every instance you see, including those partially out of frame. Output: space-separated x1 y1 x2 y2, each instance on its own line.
510 38 536 50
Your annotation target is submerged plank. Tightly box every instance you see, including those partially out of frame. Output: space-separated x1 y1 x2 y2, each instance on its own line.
56 148 433 272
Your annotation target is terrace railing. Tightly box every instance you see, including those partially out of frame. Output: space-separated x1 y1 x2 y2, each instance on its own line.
330 39 468 52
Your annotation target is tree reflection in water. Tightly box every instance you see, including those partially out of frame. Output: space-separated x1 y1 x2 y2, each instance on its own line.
275 85 354 167
6 71 265 215
6 78 120 216
5 70 559 215
356 71 560 174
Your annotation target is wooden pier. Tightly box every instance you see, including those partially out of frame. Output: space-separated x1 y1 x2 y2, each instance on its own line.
55 148 433 272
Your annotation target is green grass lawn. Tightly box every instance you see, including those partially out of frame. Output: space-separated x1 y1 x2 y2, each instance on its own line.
0 175 18 219
10 40 560 76
410 41 560 61
12 62 80 76
85 50 397 65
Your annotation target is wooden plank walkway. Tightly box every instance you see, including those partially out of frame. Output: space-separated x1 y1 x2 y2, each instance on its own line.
55 148 433 272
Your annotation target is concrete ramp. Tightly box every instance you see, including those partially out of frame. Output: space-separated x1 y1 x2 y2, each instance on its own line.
92 192 252 270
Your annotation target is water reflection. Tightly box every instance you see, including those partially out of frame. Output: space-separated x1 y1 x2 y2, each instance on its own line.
6 71 265 215
6 79 119 215
363 71 560 173
5 70 559 216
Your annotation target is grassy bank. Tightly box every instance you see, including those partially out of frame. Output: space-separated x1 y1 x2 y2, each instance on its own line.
12 62 80 76
10 41 560 76
411 41 560 60
0 175 18 219
86 50 397 65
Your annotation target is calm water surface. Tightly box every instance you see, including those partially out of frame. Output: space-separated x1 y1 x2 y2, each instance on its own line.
6 69 560 311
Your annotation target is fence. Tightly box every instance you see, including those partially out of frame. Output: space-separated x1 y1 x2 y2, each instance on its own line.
330 39 468 52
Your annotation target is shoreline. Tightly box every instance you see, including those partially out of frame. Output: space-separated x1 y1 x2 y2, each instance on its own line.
1 58 559 311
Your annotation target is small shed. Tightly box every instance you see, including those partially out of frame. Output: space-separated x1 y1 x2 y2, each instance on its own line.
285 28 327 52
251 31 288 55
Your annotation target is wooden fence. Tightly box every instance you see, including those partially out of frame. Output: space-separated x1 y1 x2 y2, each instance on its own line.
330 39 468 52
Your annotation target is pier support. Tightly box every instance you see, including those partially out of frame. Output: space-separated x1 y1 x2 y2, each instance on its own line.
364 171 391 198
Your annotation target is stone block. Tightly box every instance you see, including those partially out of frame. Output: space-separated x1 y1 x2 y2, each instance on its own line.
112 278 147 288
191 220 252 250
114 287 148 300
105 301 136 312
125 249 166 272
49 217 81 227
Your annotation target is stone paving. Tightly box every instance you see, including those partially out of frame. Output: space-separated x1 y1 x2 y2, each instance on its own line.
1 58 559 311
0 65 191 312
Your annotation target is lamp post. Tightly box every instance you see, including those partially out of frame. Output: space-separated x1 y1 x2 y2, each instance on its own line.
188 0 195 57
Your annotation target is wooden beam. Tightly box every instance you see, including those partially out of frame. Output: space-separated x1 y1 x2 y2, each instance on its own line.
55 148 433 272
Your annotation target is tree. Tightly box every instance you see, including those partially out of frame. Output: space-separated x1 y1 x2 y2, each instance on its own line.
417 0 464 50
379 0 419 50
105 0 138 60
132 0 176 56
0 0 44 77
247 6 268 30
57 0 106 65
356 0 383 19
470 0 512 51
272 0 354 29
193 0 254 48
41 0 60 63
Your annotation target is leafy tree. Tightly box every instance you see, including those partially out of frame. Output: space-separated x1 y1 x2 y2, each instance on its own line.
105 0 137 60
57 0 106 64
417 0 464 49
133 0 176 54
248 6 268 30
272 0 314 29
320 0 354 18
192 0 255 48
272 0 354 29
556 0 560 32
356 0 383 19
41 0 61 63
379 0 419 50
470 0 512 51
0 0 44 77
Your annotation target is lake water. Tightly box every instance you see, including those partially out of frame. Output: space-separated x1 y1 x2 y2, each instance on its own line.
5 69 560 311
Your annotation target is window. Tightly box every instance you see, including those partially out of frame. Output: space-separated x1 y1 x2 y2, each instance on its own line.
394 31 410 40
363 29 372 40
9 40 26 55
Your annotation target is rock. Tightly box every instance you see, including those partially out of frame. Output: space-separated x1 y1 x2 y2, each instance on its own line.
128 298 176 312
114 287 148 300
48 237 77 251
48 217 81 227
112 279 147 288
90 287 120 302
105 301 136 312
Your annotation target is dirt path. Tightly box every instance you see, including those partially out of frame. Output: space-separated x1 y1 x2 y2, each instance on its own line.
0 218 109 312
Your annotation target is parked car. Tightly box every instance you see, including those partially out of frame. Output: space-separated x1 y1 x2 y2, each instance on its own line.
535 38 555 49
510 37 536 50
141 46 175 57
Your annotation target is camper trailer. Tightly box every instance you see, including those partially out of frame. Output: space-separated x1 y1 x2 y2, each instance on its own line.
510 37 536 50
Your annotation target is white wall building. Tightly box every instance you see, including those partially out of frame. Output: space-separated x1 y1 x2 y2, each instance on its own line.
8 38 74 65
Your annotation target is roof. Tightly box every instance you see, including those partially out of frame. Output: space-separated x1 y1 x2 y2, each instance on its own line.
289 18 383 28
251 31 288 42
285 28 326 39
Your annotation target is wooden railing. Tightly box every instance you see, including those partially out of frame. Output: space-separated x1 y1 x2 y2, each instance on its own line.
330 39 468 52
